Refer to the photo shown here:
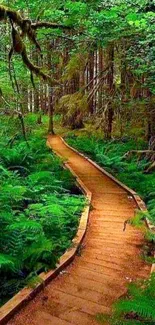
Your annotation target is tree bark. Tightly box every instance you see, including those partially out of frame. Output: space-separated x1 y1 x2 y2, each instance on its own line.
98 47 103 111
88 50 94 114
147 94 155 141
48 87 54 134
104 44 114 139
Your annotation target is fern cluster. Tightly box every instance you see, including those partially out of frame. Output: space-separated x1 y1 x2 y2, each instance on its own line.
96 273 155 324
0 115 85 305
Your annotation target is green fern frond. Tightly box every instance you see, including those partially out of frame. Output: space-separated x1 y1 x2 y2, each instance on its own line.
115 299 155 320
144 229 155 242
96 274 155 324
7 220 43 234
23 236 57 270
0 254 15 272
129 211 147 228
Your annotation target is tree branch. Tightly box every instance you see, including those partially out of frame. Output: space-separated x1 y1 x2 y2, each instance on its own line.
31 22 71 30
0 5 70 86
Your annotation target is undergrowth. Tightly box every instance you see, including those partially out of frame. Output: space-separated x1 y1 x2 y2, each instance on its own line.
0 115 85 305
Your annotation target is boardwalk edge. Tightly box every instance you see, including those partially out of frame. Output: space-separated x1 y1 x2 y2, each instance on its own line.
61 136 155 274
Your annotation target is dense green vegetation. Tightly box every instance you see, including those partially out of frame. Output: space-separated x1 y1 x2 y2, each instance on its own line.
0 115 85 305
1 0 155 138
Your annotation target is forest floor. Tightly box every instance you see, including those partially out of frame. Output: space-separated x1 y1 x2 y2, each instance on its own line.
9 135 150 325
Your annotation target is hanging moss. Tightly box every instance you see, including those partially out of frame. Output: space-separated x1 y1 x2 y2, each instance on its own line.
0 5 69 86
63 52 88 82
58 92 88 129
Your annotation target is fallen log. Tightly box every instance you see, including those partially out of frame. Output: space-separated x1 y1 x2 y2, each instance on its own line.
124 150 155 162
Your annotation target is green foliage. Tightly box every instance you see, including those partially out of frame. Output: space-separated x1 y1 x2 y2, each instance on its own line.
0 254 15 272
96 273 155 324
129 211 147 228
0 115 85 305
63 52 87 82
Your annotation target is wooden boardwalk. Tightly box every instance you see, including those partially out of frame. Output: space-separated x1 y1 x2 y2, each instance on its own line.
8 135 150 325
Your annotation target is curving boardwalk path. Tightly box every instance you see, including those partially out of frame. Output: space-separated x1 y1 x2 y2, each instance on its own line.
9 135 150 325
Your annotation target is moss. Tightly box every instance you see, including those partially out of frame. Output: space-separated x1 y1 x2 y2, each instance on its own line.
0 5 64 86
58 92 88 129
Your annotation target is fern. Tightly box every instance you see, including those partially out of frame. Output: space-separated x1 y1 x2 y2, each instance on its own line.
0 184 26 209
0 254 15 272
115 299 155 320
0 116 85 305
7 219 43 233
145 230 155 242
96 274 155 324
23 236 57 271
129 211 147 228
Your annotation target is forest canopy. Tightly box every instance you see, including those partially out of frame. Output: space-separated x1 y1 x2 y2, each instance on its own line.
0 0 155 138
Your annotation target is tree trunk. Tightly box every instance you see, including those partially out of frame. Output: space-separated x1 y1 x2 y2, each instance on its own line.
98 47 103 111
48 87 54 134
34 90 39 112
88 50 94 114
147 97 155 141
104 45 114 139
47 41 55 133
33 51 39 112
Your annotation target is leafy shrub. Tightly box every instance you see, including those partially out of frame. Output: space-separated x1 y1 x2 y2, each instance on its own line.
0 115 85 305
